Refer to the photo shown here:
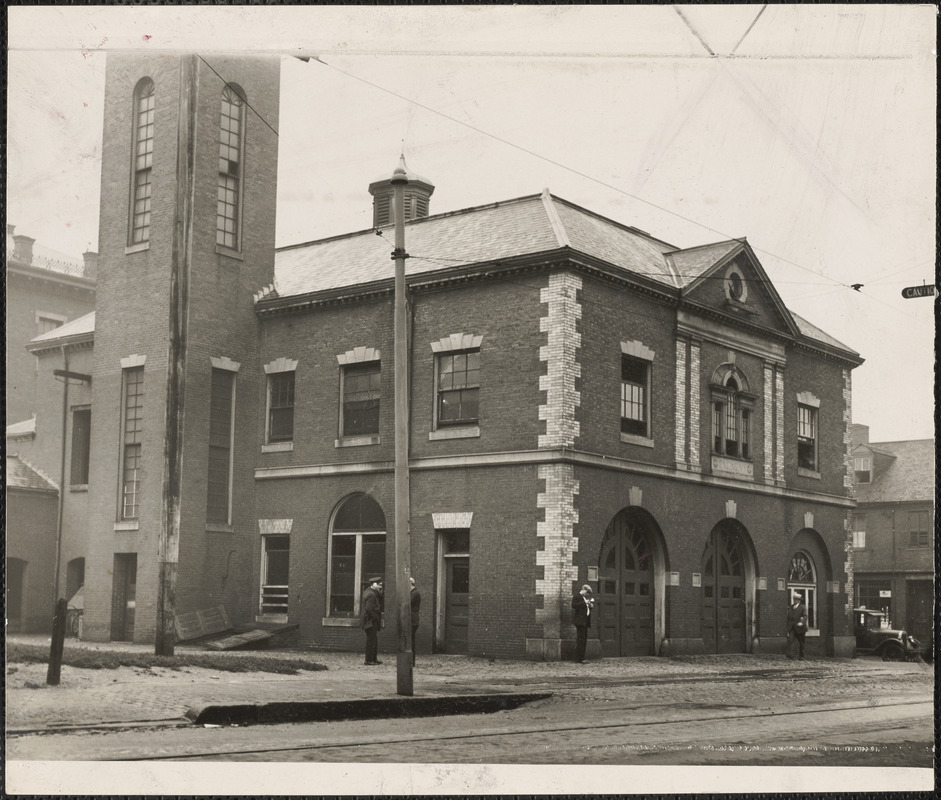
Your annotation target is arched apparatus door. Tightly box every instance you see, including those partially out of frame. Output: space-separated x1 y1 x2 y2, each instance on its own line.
598 512 655 656
701 522 747 653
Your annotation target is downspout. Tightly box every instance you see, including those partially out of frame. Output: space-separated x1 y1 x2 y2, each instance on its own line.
52 345 70 610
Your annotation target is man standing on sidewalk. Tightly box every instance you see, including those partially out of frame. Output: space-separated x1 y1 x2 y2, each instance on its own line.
571 584 594 663
786 591 808 660
362 577 383 665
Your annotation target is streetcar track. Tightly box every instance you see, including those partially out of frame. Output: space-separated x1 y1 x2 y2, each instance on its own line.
98 698 932 762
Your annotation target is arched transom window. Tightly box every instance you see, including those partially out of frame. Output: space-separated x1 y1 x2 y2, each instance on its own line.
327 494 386 618
711 364 753 460
787 550 817 630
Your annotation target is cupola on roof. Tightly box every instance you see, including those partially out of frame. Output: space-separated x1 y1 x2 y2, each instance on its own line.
368 157 435 227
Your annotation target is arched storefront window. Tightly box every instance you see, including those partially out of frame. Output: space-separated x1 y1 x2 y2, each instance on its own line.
787 550 817 631
327 494 386 618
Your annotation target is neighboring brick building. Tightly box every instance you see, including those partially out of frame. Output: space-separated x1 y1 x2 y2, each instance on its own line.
21 52 866 659
5 224 97 424
849 425 934 646
5 454 59 632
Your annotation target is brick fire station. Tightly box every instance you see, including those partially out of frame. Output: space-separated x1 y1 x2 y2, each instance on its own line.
22 53 865 660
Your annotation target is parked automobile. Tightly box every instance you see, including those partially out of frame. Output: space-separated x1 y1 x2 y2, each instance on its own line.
853 607 927 662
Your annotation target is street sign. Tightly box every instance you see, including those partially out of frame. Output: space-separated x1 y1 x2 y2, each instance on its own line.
901 284 935 299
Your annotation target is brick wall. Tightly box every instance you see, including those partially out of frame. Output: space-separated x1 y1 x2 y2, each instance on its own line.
6 489 59 632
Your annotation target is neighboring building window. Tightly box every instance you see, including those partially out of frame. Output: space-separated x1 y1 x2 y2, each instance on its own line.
120 367 144 519
437 350 480 427
267 371 295 443
207 369 235 524
787 550 817 630
712 373 751 459
908 510 929 547
851 514 866 549
328 494 386 617
621 355 649 437
130 78 155 245
70 408 91 485
216 84 245 250
341 361 381 437
259 535 290 617
856 579 892 617
37 314 66 336
797 404 818 471
853 456 872 483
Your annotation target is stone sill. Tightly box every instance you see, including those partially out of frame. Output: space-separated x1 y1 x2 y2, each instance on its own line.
335 435 380 448
797 467 821 480
69 485 89 493
215 245 244 260
429 425 480 441
262 441 294 453
114 520 139 531
124 242 149 255
206 523 234 533
620 432 654 448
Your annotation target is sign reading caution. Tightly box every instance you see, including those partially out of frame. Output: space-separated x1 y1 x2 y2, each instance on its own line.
901 284 935 299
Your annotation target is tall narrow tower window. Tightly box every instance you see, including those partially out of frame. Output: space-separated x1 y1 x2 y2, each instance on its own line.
130 78 155 245
120 367 144 519
217 84 245 251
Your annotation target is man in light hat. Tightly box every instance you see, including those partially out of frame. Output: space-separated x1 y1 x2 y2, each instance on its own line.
361 576 384 665
785 590 808 660
571 583 595 663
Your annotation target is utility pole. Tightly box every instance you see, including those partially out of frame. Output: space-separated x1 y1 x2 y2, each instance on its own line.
392 157 414 695
156 55 197 656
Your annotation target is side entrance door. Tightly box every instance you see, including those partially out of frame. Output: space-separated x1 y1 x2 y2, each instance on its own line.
701 526 746 653
906 580 932 646
110 553 137 642
598 515 655 657
443 556 469 654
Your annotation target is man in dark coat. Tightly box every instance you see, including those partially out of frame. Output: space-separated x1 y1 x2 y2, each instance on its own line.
361 577 383 665
409 576 421 666
571 584 595 663
786 591 808 660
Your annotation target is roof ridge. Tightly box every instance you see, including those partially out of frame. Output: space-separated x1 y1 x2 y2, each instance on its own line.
540 189 570 248
10 453 59 491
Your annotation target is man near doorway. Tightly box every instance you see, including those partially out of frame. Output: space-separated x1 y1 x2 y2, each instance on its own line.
361 577 383 665
409 576 421 666
572 584 595 663
786 591 808 660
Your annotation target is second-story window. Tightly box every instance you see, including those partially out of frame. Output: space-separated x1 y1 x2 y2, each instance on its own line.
70 407 92 486
120 367 144 519
342 361 381 437
217 85 245 250
207 369 236 524
620 355 649 437
713 374 751 459
908 510 929 547
130 78 155 245
267 371 295 443
797 404 818 471
437 350 480 427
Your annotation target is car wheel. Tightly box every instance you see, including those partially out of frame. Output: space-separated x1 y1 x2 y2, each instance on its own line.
881 643 904 662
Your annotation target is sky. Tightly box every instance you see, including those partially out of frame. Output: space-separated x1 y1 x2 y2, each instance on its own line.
7 5 937 443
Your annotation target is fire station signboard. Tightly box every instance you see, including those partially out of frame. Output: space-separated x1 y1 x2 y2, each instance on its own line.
901 284 935 299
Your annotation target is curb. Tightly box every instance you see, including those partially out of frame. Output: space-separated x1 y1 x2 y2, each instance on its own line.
186 692 553 726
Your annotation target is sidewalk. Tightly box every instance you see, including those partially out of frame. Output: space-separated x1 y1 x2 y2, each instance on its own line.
5 633 917 732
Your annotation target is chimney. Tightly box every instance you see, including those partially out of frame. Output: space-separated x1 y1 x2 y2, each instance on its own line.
368 158 434 228
851 423 869 447
12 234 35 265
82 251 99 281
6 224 15 236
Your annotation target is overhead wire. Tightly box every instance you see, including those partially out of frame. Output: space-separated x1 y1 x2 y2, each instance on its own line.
305 56 869 295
